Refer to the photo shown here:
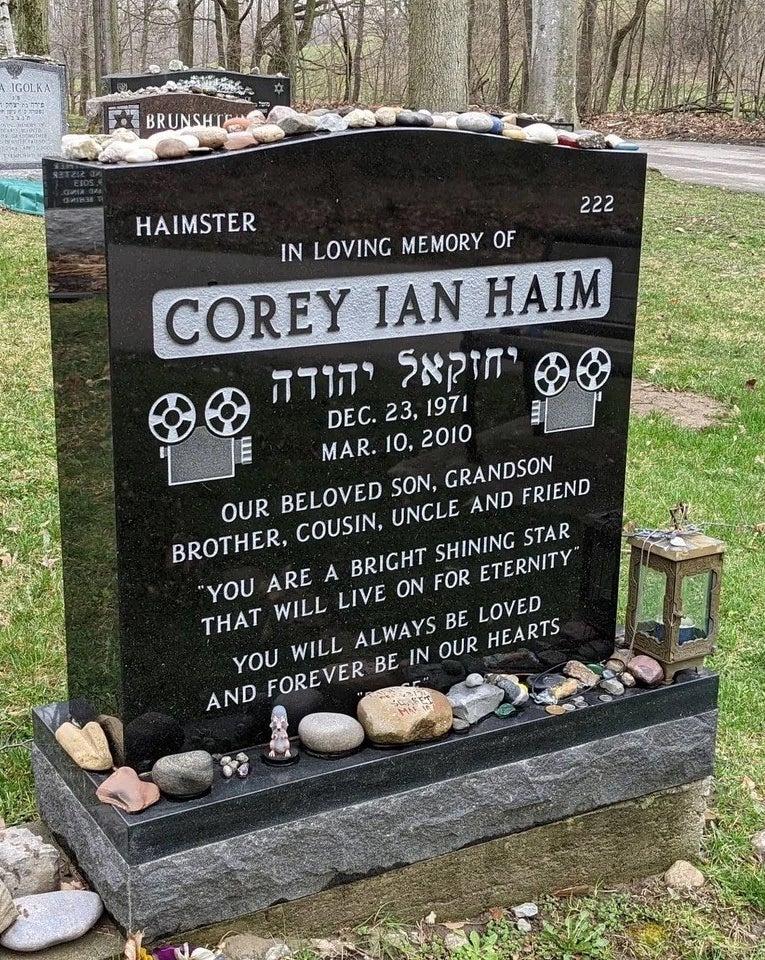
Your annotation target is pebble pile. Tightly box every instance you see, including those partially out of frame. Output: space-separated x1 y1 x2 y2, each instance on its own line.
62 104 639 165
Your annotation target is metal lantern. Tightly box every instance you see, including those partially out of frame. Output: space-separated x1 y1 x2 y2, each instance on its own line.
625 510 724 682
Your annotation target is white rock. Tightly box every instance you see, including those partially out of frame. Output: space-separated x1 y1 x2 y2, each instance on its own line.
179 133 200 148
517 919 532 934
251 124 286 144
344 108 376 128
431 114 448 128
522 122 558 144
125 148 158 163
465 672 484 687
264 944 292 960
752 829 765 861
455 111 493 133
98 141 134 163
0 828 59 897
298 713 365 755
512 902 538 918
109 129 139 142
0 891 103 952
61 135 101 161
374 107 397 126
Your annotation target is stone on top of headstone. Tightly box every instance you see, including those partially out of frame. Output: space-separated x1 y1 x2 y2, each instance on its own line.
0 57 66 171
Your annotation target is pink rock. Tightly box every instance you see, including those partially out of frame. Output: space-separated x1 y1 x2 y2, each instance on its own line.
223 116 251 132
223 132 256 150
96 767 160 813
626 654 665 686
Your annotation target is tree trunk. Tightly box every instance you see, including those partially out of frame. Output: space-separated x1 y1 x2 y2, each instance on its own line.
519 0 532 107
177 0 195 65
334 0 351 101
408 0 469 111
497 0 509 106
597 0 649 113
213 0 226 66
0 0 16 57
79 5 91 113
351 0 366 101
12 0 48 54
527 0 578 122
274 0 297 76
576 0 597 116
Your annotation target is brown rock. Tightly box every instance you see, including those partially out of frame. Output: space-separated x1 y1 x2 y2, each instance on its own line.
96 767 160 813
549 678 579 700
664 859 704 890
545 705 567 716
55 721 112 771
606 648 634 674
223 132 256 150
186 125 227 149
357 687 452 744
97 714 125 767
562 661 600 687
251 124 286 144
627 655 665 686
154 137 189 159
620 671 636 688
246 109 267 125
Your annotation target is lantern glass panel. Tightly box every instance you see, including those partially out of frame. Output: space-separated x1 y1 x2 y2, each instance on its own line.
637 563 667 641
679 570 713 643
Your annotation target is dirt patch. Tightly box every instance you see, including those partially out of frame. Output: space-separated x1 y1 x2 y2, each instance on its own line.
587 110 765 146
631 379 728 429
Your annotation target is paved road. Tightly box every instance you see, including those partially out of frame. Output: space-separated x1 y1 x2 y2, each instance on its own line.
635 139 765 194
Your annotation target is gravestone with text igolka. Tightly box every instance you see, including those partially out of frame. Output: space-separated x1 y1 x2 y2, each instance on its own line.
0 57 66 171
99 91 256 138
103 68 290 114
34 130 718 938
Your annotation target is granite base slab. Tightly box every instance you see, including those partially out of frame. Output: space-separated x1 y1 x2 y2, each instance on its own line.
34 687 717 940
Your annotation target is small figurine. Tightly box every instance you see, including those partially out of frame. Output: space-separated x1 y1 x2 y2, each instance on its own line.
262 705 299 765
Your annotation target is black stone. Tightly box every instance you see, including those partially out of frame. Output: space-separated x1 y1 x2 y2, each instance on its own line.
396 109 431 127
43 129 647 767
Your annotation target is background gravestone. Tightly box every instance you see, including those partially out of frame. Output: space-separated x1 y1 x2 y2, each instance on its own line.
103 69 290 114
0 58 66 171
99 92 255 137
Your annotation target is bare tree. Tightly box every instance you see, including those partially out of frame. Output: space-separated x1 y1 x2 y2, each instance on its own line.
408 0 469 109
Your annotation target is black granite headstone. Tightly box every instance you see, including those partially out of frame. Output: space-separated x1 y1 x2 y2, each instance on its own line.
44 131 646 767
103 69 290 114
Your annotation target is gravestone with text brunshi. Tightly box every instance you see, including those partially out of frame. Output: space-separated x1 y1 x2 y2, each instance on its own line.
44 129 646 768
101 92 256 138
103 69 290 114
0 58 66 170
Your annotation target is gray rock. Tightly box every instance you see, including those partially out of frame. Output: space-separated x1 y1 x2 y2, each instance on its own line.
455 111 494 133
0 880 18 935
444 932 468 951
344 108 376 128
465 672 484 687
599 678 625 696
522 122 558 144
512 902 538 918
621 671 636 688
278 113 318 136
267 105 297 125
451 717 470 732
664 859 704 890
265 943 292 960
0 891 103 951
0 827 59 896
315 113 348 134
308 108 330 117
298 713 365 755
152 750 214 798
517 918 533 934
447 679 504 724
751 829 765 862
485 672 529 706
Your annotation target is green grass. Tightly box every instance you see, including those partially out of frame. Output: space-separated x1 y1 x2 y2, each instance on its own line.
0 173 764 954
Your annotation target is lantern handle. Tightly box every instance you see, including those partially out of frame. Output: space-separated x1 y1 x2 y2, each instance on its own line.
669 501 691 531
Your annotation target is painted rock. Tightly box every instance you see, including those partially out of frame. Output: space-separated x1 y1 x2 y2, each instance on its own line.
522 122 558 144
298 712 366 755
556 131 580 147
223 115 251 132
278 113 318 135
152 750 214 798
490 116 504 134
447 678 504 725
455 111 494 133
124 711 184 772
315 113 348 133
0 891 103 952
0 828 59 897
616 140 640 150
357 687 452 744
374 106 397 126
562 660 600 687
627 655 664 686
55 721 112 771
96 766 160 813
251 124 286 144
